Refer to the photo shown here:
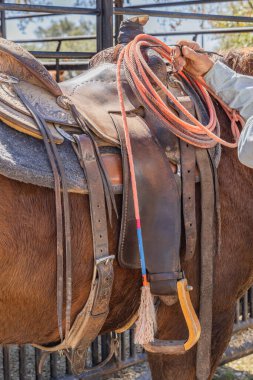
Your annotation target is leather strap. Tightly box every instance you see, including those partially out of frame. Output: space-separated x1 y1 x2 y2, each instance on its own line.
13 83 72 341
75 134 110 264
209 150 221 257
178 97 197 261
70 134 115 374
180 141 197 261
33 134 115 376
196 148 215 380
179 77 216 378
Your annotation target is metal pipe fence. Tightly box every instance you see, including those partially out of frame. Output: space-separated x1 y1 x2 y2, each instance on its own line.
0 330 145 380
124 0 246 8
0 0 252 72
0 0 114 71
114 7 253 23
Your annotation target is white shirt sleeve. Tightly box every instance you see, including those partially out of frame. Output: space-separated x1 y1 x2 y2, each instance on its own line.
204 60 253 167
204 60 253 120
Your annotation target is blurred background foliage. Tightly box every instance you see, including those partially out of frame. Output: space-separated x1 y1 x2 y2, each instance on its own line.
211 1 253 49
8 0 253 51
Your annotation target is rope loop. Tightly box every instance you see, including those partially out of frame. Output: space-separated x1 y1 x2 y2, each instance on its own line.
118 33 243 149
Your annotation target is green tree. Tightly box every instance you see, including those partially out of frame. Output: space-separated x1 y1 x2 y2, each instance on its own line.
30 17 96 53
211 1 253 49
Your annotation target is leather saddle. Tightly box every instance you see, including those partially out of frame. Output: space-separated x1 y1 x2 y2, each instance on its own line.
0 36 202 369
0 38 170 148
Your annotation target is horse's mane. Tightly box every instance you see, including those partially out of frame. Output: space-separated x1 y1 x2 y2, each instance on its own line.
221 47 253 76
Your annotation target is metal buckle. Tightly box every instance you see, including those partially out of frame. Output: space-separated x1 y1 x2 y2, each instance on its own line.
96 255 115 266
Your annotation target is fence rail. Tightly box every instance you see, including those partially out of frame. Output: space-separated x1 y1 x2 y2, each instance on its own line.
0 3 98 15
124 0 245 8
114 7 253 23
0 0 252 72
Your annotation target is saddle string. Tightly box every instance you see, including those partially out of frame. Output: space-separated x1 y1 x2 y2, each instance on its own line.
12 84 72 342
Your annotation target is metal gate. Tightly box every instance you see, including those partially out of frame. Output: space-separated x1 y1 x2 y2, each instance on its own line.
0 0 253 378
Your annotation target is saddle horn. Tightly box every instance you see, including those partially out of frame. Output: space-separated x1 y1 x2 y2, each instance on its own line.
117 15 149 44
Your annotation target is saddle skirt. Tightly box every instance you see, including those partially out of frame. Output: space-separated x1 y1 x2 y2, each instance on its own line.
0 37 175 151
0 37 141 146
0 64 137 145
8 67 138 141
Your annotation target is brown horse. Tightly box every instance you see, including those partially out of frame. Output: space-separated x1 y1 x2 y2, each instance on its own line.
0 49 253 380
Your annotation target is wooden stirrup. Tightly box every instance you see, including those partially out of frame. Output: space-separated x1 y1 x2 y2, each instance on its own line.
143 279 201 354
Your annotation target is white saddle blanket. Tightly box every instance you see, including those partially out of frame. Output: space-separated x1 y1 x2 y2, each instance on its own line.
0 121 122 194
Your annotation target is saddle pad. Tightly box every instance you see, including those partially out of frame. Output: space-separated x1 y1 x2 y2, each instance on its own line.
0 121 122 194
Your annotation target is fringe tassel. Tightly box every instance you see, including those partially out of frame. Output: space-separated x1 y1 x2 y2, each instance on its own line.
134 284 157 345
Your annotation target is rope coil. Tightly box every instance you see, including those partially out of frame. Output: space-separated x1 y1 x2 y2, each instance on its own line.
117 34 243 149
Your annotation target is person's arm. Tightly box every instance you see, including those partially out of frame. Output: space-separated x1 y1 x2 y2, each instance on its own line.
172 41 253 167
172 41 253 120
203 62 253 167
237 116 253 168
204 61 253 120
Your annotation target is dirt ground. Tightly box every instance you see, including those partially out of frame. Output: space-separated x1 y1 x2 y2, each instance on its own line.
214 356 253 380
104 329 253 379
103 356 253 379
